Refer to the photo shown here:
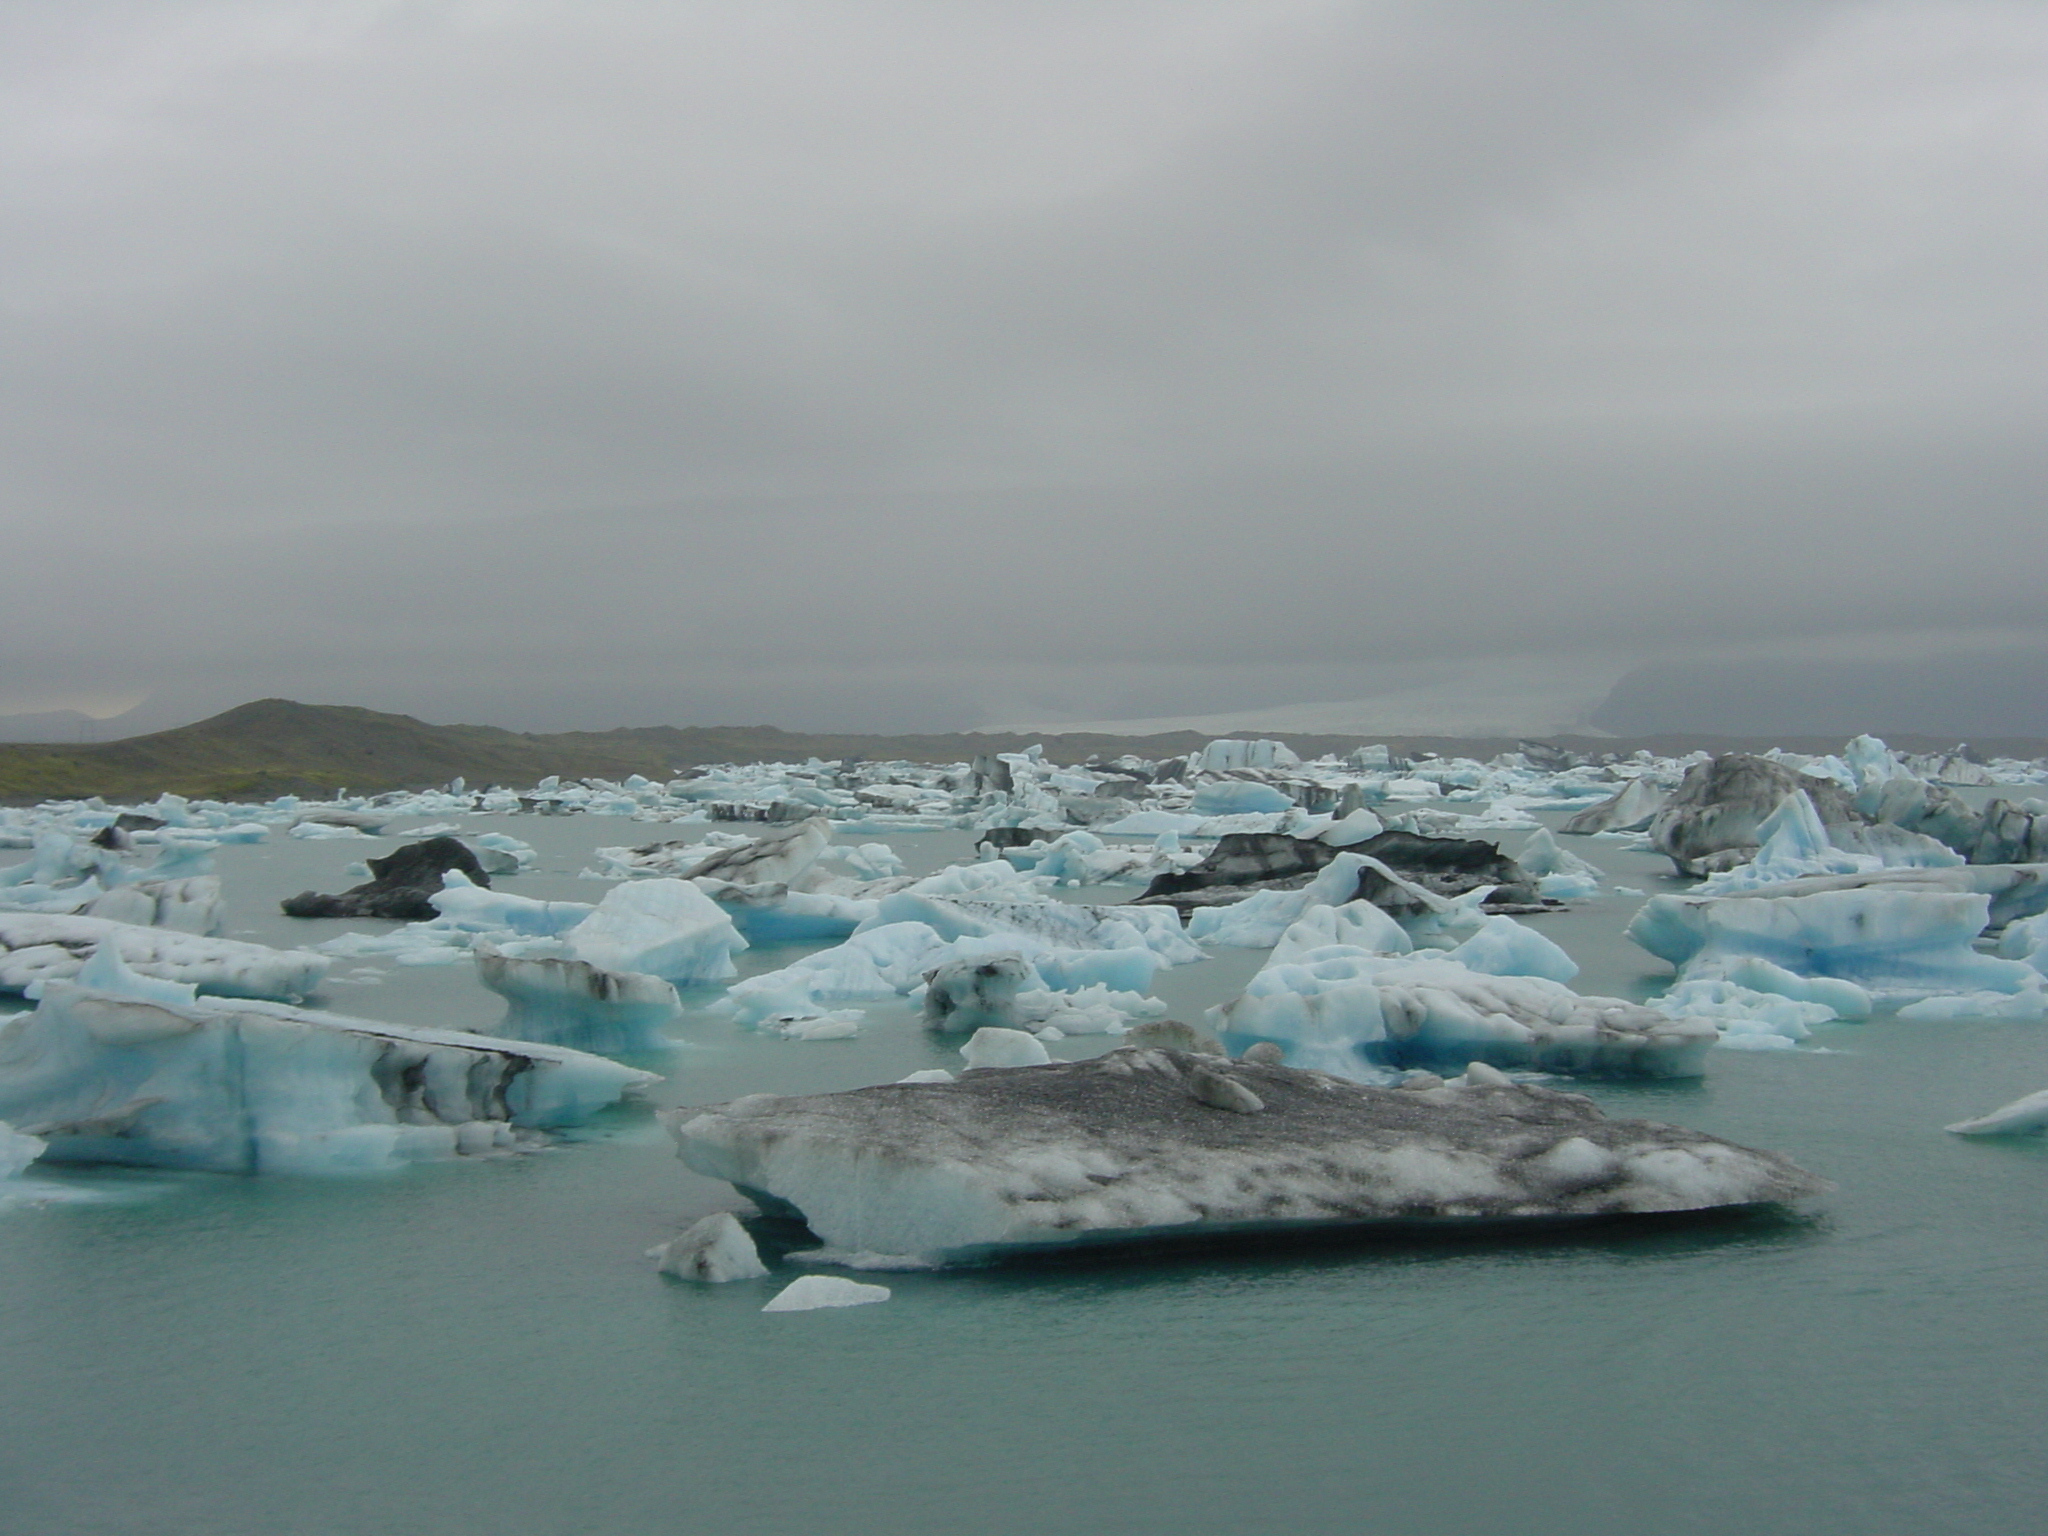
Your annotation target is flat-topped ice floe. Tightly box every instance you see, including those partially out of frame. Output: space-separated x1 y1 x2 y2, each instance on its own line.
0 912 329 1001
668 1048 1826 1265
0 948 657 1173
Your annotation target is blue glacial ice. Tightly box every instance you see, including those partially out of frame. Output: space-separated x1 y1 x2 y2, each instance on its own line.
0 945 658 1173
1211 905 1712 1080
0 911 328 1000
1627 882 2043 1005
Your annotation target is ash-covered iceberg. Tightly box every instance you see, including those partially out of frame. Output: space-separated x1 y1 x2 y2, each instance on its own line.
0 947 658 1173
668 1048 1826 1265
1648 755 1863 875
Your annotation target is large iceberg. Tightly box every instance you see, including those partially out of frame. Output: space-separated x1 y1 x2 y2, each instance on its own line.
0 947 658 1173
669 1049 1826 1265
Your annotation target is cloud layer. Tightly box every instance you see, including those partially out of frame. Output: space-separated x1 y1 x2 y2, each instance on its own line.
5 2 2044 732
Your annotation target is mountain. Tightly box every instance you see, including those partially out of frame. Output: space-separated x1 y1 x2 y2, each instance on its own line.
1 698 2041 804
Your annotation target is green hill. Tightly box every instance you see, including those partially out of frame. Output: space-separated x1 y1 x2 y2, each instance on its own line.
0 698 2039 804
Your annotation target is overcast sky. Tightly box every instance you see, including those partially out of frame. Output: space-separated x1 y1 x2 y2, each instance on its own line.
3 1 2044 734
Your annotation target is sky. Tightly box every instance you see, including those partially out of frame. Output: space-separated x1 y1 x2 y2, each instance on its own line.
2 1 2044 737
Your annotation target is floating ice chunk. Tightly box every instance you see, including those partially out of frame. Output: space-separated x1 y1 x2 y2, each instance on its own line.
473 834 538 875
898 1069 956 1084
564 879 747 985
1269 900 1412 963
960 1027 1052 1070
1014 985 1163 1036
473 942 682 1050
1560 777 1665 835
1947 1088 2048 1136
1897 987 2048 1022
430 872 594 936
1 1119 44 1179
1447 916 1579 983
923 954 1031 1034
1649 979 1830 1047
86 875 225 935
1318 809 1387 847
670 1054 1825 1264
0 912 328 1001
650 1212 770 1281
762 1276 891 1312
1191 781 1293 816
766 1011 864 1041
1187 853 1371 948
1516 828 1602 901
1627 886 2037 1003
0 968 658 1173
1214 954 1715 1080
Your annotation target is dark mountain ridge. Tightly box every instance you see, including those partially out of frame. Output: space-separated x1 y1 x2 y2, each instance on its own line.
1 698 2041 803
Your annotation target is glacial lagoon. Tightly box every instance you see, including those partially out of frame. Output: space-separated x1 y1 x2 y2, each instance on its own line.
4 788 2048 1535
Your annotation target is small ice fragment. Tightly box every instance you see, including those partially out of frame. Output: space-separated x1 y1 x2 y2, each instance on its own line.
762 1275 891 1312
960 1027 1051 1070
897 1069 955 1084
651 1212 770 1282
1946 1088 2048 1137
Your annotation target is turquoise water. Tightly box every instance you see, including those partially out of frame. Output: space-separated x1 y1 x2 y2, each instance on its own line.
4 817 2046 1535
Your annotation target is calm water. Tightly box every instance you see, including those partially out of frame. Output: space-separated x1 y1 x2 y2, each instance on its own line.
3 814 2045 1536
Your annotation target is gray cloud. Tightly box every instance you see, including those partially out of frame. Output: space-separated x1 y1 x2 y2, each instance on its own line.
3 2 2045 733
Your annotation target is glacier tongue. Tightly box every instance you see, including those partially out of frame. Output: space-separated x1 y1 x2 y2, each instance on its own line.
668 1049 1827 1265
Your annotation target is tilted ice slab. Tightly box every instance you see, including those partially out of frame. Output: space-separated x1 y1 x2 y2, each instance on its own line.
1947 1088 2048 1137
0 912 329 1001
1213 952 1714 1080
668 1049 1825 1265
1627 885 2040 1004
0 948 658 1173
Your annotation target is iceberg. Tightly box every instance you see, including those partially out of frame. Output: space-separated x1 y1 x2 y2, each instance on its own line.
1516 828 1602 901
669 1049 1826 1265
1561 777 1665 835
1946 1088 2048 1137
2 1119 44 1180
472 942 682 1051
1647 755 1862 875
283 837 493 921
0 946 658 1173
650 1211 769 1282
0 912 329 1001
762 1276 891 1311
1213 953 1714 1080
1627 884 2042 1003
